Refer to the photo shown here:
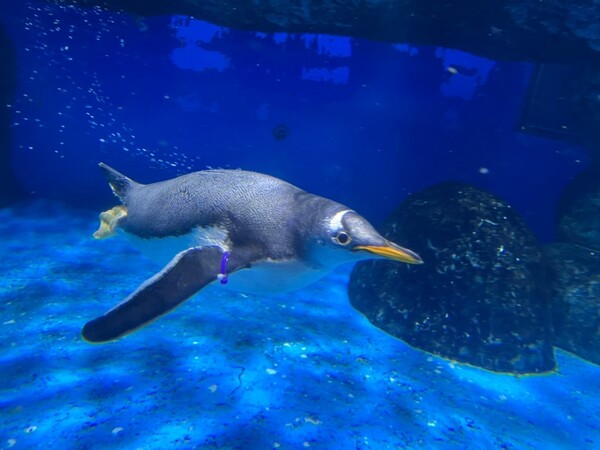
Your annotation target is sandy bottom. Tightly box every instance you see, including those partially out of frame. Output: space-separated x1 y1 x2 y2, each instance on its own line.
1 201 598 449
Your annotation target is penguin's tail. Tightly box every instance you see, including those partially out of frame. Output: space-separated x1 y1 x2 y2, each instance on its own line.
98 162 139 202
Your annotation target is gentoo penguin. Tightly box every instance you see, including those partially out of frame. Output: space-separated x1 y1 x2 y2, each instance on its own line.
82 163 422 343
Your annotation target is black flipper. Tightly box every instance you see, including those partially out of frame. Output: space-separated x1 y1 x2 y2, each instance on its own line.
99 162 139 201
82 246 253 343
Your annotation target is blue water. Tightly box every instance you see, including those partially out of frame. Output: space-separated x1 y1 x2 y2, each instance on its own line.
1 1 599 448
1 201 599 449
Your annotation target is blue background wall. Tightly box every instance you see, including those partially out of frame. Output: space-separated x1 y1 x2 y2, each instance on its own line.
0 1 588 241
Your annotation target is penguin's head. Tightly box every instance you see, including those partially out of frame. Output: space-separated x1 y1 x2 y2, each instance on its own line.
310 209 423 266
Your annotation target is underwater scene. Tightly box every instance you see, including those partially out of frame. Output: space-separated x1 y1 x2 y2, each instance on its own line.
1 1 600 449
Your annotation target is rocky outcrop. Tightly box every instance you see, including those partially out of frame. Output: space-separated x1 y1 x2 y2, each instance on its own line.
348 182 554 374
543 243 600 365
546 168 600 365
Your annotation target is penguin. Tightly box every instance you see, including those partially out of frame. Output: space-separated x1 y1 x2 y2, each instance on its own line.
82 163 423 343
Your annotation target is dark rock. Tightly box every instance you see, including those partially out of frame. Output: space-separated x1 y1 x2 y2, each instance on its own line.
50 0 600 63
552 165 600 365
543 243 600 365
557 168 600 250
348 182 554 374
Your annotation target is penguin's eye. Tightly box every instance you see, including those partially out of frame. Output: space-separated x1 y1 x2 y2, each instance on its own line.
334 231 351 246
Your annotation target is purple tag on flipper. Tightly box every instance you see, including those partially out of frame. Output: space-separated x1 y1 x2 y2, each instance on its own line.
218 251 231 285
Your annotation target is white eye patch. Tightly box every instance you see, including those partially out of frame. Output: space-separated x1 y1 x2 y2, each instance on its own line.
327 209 353 233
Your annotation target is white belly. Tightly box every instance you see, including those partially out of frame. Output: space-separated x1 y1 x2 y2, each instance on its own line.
225 259 332 295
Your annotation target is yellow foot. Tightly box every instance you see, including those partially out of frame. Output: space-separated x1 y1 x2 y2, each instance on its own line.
93 205 127 239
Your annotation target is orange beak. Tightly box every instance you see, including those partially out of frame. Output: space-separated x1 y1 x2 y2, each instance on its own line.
354 242 423 264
